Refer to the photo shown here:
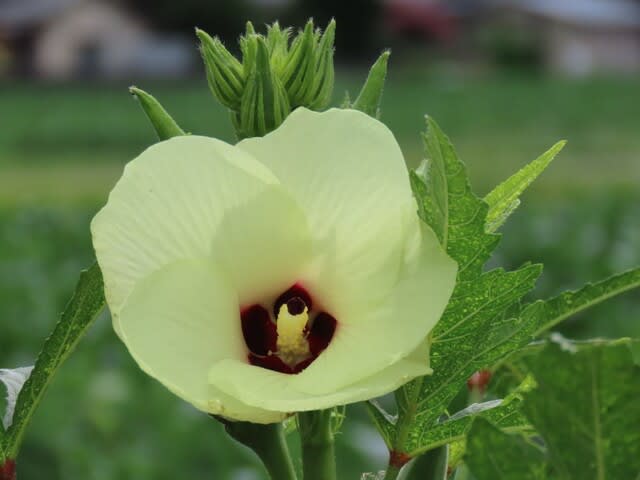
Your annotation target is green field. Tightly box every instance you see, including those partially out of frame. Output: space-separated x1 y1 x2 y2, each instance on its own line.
1 73 639 479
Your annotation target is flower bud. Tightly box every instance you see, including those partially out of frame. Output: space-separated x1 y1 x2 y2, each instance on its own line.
238 36 291 138
266 21 291 74
308 19 336 110
197 28 244 110
281 20 319 108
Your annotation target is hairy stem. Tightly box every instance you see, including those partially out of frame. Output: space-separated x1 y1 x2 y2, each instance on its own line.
383 464 403 480
223 421 297 480
298 410 336 480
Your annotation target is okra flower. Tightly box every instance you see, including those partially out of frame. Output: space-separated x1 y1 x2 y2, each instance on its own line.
92 108 457 423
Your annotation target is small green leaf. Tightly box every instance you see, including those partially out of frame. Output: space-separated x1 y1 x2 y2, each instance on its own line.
3 264 105 459
485 141 566 232
351 51 390 118
533 266 640 336
466 419 547 480
523 339 640 479
129 87 185 141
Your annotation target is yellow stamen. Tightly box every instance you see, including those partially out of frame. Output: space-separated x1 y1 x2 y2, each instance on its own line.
276 302 310 366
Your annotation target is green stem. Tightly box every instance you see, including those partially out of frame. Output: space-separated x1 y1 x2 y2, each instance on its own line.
223 421 297 480
298 410 336 480
383 464 403 480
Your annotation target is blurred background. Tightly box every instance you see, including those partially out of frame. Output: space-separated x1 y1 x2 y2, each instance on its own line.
0 0 639 478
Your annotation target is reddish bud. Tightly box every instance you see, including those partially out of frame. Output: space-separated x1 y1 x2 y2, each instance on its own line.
467 370 492 394
0 459 16 480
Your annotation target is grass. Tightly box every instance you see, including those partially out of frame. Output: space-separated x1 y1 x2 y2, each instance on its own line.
1 73 639 207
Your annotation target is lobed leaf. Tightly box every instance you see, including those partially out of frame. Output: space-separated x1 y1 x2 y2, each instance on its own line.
485 141 566 233
387 118 543 460
3 264 105 459
398 266 543 453
412 117 500 279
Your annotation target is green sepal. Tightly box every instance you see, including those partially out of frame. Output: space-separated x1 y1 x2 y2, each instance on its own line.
352 51 391 117
240 22 258 72
281 20 318 108
238 36 291 139
129 87 185 140
308 19 336 110
266 22 291 74
197 28 245 111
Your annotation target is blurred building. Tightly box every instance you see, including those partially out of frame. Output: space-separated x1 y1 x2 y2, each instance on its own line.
0 0 196 79
490 0 640 76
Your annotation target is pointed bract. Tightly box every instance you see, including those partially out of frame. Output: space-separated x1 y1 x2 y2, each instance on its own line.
129 87 185 140
352 51 391 118
197 29 244 111
238 36 291 138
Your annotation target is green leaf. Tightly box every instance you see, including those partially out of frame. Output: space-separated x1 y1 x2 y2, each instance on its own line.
129 87 186 141
385 117 544 461
523 339 640 480
3 264 105 459
351 51 390 118
485 141 566 232
465 419 547 480
533 266 640 336
396 267 543 456
411 117 500 279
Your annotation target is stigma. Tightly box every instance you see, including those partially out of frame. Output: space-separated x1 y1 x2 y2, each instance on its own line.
240 283 337 374
275 298 311 366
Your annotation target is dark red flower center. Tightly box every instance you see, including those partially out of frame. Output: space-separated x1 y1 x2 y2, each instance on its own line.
240 284 337 374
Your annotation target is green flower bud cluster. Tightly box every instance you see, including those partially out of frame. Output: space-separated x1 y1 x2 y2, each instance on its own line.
196 19 336 139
